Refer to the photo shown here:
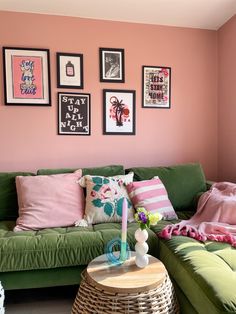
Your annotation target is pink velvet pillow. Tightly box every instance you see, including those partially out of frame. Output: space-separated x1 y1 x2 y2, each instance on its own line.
14 170 84 231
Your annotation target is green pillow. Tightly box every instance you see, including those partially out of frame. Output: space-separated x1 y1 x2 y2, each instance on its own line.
126 163 207 210
0 172 34 220
37 165 125 177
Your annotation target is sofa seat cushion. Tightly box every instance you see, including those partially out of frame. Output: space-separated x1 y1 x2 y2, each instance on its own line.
0 221 158 272
152 221 236 314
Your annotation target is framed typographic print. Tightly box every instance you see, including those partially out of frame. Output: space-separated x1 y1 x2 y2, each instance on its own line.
58 92 90 135
3 47 51 106
142 66 171 108
99 48 125 83
57 52 83 89
103 89 135 135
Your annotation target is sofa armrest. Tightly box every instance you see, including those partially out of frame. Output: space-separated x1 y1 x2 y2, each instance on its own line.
206 180 215 190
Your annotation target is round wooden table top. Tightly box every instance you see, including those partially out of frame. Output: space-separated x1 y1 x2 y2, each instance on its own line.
86 252 167 294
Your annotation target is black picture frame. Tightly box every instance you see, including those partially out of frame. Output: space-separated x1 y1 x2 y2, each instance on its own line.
57 52 84 89
142 65 171 109
3 47 51 106
58 92 90 135
103 89 135 135
99 48 125 83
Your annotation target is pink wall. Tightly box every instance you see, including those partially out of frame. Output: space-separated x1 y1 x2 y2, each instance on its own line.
0 11 218 178
218 15 236 182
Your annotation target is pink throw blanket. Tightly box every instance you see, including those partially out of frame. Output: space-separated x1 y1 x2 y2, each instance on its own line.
159 182 236 247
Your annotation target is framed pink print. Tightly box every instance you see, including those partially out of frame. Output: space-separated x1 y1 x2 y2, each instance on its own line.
103 89 136 135
3 47 51 106
142 65 171 109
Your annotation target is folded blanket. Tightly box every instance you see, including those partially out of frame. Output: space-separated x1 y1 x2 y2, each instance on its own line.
159 182 236 247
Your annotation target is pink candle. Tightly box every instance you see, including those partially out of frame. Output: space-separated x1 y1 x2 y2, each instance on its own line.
120 198 128 261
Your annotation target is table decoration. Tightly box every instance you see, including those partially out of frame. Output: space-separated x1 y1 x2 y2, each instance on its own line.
134 208 162 268
120 197 128 261
105 197 130 265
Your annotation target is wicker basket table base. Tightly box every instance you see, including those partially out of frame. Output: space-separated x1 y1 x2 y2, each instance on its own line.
72 253 179 314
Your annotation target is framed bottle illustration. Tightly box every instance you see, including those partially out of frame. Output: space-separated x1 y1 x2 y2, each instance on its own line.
57 52 84 89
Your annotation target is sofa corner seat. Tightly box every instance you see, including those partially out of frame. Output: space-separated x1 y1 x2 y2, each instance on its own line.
0 163 235 314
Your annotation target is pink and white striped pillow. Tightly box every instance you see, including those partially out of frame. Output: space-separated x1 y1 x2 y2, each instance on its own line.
126 177 177 220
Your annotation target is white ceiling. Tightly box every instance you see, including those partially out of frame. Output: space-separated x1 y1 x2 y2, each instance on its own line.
0 0 236 30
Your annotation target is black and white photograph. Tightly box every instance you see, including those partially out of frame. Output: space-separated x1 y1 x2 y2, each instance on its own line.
99 48 125 83
58 92 90 135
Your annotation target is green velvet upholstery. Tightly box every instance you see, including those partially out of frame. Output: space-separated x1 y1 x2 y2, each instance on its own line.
0 172 34 221
126 163 207 210
0 221 157 273
151 221 236 314
37 165 125 176
172 279 198 314
0 267 84 290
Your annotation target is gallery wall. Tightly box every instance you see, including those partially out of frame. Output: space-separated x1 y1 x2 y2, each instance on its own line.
0 11 218 179
218 15 236 182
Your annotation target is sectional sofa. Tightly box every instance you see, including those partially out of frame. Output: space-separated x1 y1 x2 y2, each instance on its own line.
0 163 235 314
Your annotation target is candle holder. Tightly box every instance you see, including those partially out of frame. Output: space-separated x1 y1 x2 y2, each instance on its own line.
105 237 130 265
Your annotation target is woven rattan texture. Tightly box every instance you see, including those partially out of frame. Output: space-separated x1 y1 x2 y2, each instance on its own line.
71 272 179 313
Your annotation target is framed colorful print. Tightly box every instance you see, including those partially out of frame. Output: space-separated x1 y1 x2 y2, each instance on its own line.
142 66 171 109
103 89 135 135
57 52 84 89
99 48 125 83
58 92 90 135
3 47 51 106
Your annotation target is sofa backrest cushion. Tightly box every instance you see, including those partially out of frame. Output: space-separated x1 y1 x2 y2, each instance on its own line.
37 165 125 177
126 163 207 210
14 170 84 231
0 172 34 221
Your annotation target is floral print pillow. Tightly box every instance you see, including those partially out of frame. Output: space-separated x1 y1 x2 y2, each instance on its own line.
79 173 134 224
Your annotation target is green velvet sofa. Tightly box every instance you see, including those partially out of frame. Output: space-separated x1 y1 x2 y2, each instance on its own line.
0 163 235 314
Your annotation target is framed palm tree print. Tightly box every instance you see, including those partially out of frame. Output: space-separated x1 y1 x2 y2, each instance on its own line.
103 89 136 135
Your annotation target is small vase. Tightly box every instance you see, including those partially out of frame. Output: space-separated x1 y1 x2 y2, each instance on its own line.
134 228 149 268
